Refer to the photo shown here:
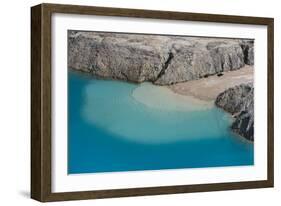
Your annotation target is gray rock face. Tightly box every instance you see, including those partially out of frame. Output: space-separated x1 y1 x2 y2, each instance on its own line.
68 31 254 85
240 40 254 65
68 32 167 82
215 84 254 141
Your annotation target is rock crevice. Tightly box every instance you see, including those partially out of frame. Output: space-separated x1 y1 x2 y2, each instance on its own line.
154 51 174 82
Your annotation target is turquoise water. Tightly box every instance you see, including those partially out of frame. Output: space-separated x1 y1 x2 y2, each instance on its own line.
68 71 254 174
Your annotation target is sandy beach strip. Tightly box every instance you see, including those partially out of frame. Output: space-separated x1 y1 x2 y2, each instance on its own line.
132 82 213 112
168 65 254 101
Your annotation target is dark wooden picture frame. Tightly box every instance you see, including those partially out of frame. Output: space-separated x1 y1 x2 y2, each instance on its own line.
31 3 274 202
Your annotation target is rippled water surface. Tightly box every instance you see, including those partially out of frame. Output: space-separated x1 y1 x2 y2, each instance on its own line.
68 71 254 174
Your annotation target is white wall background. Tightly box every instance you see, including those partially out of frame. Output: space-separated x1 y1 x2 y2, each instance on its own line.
0 0 279 205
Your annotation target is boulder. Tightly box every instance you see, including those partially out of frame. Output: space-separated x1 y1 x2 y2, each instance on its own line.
215 83 254 141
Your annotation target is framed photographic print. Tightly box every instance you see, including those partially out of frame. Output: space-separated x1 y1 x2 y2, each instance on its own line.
31 3 274 202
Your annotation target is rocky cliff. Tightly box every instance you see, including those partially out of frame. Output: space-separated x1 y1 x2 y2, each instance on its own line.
68 31 254 85
215 83 254 141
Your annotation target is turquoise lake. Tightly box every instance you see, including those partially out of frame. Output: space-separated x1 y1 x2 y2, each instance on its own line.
68 71 254 174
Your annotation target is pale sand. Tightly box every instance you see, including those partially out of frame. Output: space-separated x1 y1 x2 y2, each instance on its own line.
168 65 254 101
132 82 213 112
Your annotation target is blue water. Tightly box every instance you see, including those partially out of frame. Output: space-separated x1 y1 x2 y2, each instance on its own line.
68 71 254 174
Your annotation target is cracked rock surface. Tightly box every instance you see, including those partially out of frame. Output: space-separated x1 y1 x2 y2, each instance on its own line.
68 31 254 85
215 83 254 141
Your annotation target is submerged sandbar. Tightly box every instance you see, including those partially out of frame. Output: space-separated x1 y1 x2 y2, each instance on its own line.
132 82 213 112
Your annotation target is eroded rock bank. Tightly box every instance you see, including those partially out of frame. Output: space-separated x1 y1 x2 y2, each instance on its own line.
68 31 254 85
215 83 254 141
